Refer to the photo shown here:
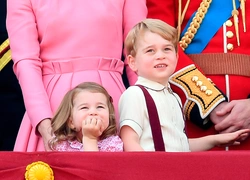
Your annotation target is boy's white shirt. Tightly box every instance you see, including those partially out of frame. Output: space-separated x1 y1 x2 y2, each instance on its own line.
119 76 190 152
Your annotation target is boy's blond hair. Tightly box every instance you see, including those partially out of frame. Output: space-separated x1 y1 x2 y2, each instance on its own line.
125 18 178 57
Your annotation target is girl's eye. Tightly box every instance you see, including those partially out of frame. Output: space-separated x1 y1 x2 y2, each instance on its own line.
80 107 88 110
97 106 104 109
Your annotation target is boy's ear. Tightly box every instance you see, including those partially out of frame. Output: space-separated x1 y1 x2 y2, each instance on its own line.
127 55 137 71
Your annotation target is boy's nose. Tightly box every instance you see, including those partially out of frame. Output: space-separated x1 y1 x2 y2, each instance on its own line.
156 51 166 60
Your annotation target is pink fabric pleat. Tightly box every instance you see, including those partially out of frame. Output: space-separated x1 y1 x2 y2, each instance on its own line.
14 57 125 152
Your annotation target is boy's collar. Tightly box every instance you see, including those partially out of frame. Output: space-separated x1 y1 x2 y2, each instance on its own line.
135 76 168 91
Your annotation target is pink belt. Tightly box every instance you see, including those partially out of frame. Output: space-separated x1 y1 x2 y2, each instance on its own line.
42 57 124 75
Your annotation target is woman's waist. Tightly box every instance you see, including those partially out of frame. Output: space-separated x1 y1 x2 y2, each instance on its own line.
42 57 124 75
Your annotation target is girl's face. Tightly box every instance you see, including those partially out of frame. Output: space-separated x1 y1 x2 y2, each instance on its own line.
128 31 178 85
68 90 110 137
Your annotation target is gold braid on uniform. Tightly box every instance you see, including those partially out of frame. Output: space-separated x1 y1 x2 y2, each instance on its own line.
177 0 190 41
179 0 212 51
0 39 11 71
170 65 226 119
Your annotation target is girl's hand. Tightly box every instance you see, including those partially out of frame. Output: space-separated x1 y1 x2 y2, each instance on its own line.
81 117 105 151
82 117 104 140
216 129 250 147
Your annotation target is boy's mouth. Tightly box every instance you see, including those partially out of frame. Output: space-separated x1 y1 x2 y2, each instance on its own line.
154 64 167 68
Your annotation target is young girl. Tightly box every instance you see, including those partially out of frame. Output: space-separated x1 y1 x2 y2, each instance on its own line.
119 18 250 152
49 82 123 152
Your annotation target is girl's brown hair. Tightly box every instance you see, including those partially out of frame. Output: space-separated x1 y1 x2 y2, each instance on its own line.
49 82 117 150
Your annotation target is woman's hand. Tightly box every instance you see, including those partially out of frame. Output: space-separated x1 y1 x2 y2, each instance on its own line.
37 118 53 151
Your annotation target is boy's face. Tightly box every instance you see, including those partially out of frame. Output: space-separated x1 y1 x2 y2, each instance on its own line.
128 31 178 85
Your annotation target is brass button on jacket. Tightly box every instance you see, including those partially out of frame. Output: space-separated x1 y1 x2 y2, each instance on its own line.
225 20 233 27
227 43 234 51
226 31 234 38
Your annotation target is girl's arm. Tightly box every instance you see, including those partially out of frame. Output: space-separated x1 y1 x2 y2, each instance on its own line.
189 129 250 151
120 126 144 151
82 118 103 151
82 138 99 151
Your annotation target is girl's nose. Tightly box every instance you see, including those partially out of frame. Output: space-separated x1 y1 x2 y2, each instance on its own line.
89 108 98 116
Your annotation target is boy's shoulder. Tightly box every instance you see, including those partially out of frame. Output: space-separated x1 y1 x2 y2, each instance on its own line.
119 85 145 103
123 85 145 95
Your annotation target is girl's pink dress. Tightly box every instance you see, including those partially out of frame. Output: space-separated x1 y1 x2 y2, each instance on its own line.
54 135 123 152
6 0 147 151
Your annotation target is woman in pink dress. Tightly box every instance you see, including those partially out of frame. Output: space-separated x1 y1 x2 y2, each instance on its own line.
6 0 147 151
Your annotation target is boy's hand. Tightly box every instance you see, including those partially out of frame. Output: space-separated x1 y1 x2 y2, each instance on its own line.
216 129 250 147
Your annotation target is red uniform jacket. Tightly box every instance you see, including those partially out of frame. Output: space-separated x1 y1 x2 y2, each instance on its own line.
147 0 250 150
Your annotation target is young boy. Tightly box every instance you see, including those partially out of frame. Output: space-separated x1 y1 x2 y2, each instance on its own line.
119 18 250 152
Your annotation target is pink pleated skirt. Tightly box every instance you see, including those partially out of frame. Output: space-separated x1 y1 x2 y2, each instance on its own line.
14 57 125 152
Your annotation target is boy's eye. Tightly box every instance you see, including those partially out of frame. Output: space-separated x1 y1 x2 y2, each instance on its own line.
164 46 174 51
146 49 154 53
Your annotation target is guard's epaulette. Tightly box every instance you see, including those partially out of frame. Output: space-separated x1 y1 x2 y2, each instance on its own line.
0 38 11 71
169 64 226 119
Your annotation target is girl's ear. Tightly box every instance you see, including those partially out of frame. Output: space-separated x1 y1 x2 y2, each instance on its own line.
127 55 137 72
67 117 75 130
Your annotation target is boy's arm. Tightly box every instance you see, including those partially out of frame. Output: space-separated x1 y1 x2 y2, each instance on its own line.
120 126 144 151
119 86 146 151
189 137 218 152
188 129 250 151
